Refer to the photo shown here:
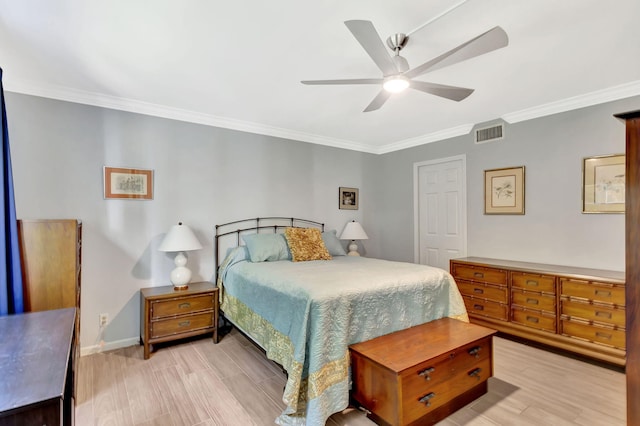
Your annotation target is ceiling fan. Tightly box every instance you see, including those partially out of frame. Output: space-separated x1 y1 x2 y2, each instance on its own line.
301 20 508 112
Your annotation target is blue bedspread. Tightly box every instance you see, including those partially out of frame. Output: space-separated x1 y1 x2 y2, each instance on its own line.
218 248 468 425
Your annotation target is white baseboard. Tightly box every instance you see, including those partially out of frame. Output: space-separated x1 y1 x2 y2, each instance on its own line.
80 337 140 356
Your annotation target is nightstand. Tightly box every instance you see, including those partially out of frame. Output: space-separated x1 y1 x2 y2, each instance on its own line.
140 282 218 359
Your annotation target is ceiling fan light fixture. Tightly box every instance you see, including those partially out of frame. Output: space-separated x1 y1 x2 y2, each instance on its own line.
383 75 410 93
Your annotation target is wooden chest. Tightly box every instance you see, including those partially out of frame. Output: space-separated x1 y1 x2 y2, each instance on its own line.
350 318 496 426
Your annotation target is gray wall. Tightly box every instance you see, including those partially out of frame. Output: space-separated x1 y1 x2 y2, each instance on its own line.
369 96 639 271
7 93 371 350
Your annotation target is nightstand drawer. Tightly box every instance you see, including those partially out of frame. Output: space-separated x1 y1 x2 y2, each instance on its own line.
151 312 213 339
151 294 213 319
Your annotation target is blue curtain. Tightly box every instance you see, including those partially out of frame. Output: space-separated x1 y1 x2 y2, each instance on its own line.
0 67 24 316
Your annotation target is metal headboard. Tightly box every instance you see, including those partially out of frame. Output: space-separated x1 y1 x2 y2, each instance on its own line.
214 217 324 281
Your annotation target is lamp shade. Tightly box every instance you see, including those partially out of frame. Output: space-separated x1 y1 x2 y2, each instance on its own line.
340 220 369 241
158 222 203 252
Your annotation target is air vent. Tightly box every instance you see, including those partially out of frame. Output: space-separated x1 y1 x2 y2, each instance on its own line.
475 124 504 144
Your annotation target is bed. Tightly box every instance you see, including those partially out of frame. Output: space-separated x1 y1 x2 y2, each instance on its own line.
215 217 468 426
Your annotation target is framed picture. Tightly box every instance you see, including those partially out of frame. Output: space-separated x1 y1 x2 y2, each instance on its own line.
583 154 625 213
103 167 154 200
484 166 525 214
339 187 359 210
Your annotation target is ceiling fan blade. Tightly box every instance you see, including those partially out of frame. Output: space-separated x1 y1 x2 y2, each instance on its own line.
410 81 474 101
363 90 391 112
301 78 383 85
344 20 398 76
405 26 508 79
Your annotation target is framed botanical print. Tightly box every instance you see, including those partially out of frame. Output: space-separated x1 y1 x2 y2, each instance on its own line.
104 167 154 200
484 166 525 215
583 154 625 213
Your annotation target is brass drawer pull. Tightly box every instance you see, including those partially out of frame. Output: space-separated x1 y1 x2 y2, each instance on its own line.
473 304 484 311
595 289 612 298
474 272 484 278
526 280 539 286
526 316 539 324
468 367 482 380
178 302 191 309
595 311 613 319
526 298 539 305
468 346 482 358
418 392 435 407
418 367 435 380
178 320 191 327
596 332 612 340
473 288 484 294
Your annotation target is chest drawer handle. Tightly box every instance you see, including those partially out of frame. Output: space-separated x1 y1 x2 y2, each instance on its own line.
468 367 482 380
595 311 613 319
418 367 435 380
178 302 192 309
526 280 539 286
418 392 435 407
526 316 539 324
526 298 539 305
595 290 612 298
178 320 191 327
473 288 484 294
473 304 484 311
468 346 482 358
596 331 612 340
473 272 484 278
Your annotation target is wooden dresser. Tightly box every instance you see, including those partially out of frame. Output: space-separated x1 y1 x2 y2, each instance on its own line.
140 282 219 359
450 257 625 366
0 308 76 426
350 318 496 426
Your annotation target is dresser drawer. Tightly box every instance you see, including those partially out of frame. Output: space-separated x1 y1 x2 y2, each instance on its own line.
561 299 625 328
151 294 214 319
463 296 508 321
560 279 624 306
511 272 555 293
457 280 508 303
151 312 213 339
402 357 492 423
512 308 556 332
451 264 507 285
561 319 625 349
511 290 556 312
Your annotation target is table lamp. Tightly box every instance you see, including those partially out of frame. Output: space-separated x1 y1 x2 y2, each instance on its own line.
340 220 369 256
158 222 203 290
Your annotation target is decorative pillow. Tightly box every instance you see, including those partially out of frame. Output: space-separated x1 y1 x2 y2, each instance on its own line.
284 227 332 262
242 233 290 262
322 229 347 256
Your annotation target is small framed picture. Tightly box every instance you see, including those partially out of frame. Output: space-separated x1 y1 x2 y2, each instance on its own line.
339 187 359 210
104 167 153 200
583 154 625 213
484 166 525 215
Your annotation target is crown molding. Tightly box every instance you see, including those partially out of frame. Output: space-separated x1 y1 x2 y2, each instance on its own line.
376 123 475 154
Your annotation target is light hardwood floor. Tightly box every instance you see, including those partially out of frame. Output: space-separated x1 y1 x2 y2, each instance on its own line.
76 328 625 425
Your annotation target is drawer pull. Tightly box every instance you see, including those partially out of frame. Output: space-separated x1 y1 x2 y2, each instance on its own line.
595 311 613 319
473 288 484 294
418 392 436 407
526 280 539 287
596 332 612 340
178 302 191 309
473 304 484 311
468 367 482 380
178 320 191 327
474 272 484 278
418 367 435 380
595 290 612 298
526 316 539 324
526 298 539 305
468 346 482 358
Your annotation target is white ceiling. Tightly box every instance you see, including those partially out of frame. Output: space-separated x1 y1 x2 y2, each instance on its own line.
1 0 640 154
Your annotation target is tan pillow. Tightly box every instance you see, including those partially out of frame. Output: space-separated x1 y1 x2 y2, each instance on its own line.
284 227 332 262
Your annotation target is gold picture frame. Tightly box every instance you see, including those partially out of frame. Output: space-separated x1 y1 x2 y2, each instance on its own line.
484 166 525 215
583 154 625 213
104 167 154 200
339 187 358 210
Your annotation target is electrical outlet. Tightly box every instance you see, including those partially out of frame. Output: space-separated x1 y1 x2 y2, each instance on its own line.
99 313 109 327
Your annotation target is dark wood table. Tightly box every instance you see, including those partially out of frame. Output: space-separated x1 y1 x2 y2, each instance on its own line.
0 308 76 426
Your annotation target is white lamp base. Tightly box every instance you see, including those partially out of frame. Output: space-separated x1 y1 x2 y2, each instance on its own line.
347 240 360 256
170 252 192 290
